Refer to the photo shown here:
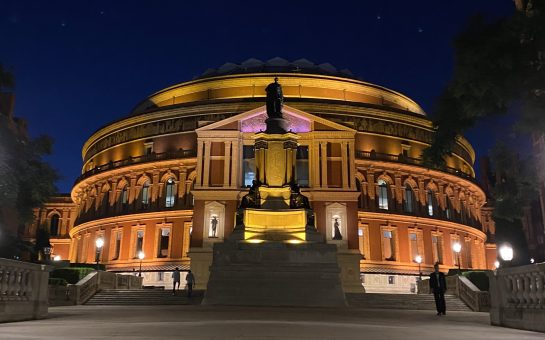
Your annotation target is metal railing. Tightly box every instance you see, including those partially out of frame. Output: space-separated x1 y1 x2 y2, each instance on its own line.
355 151 475 182
76 149 197 184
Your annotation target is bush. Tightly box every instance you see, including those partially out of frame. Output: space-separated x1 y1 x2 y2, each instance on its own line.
49 277 67 286
50 267 95 284
462 271 490 291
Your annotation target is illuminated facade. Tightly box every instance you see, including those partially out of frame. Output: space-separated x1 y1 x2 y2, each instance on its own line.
27 58 497 292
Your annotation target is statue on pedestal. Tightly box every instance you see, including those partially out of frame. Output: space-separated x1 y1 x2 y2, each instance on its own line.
265 77 283 118
333 218 343 240
239 180 261 209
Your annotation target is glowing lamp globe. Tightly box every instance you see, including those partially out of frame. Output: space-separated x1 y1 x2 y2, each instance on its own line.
452 242 462 253
499 245 513 262
95 238 104 249
415 255 422 264
138 251 145 260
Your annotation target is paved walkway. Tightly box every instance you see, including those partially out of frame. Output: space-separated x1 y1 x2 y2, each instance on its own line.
0 305 542 339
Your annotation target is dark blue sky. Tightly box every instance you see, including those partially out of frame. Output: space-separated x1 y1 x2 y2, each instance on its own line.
1 1 517 193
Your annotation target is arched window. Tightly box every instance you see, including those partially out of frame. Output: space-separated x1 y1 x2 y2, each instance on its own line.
403 185 414 213
427 190 435 216
356 180 364 209
119 186 128 210
165 178 175 208
141 181 150 206
377 179 389 210
445 198 453 220
50 214 60 237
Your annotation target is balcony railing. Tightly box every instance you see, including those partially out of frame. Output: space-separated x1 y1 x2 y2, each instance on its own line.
75 149 197 184
355 151 475 182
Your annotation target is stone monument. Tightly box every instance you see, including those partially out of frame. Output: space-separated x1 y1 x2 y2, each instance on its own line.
202 78 347 307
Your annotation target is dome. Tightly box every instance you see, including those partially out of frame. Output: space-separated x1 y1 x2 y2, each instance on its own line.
193 57 358 80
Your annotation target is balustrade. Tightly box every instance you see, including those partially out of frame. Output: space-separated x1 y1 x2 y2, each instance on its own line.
489 263 545 332
0 258 51 322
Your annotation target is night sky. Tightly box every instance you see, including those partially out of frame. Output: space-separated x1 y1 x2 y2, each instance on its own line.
1 1 517 193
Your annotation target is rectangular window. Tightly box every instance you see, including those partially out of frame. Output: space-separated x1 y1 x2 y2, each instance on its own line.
382 230 396 261
358 227 365 259
158 228 170 258
141 185 150 205
464 239 473 268
296 146 309 187
378 186 389 210
157 272 164 281
135 230 144 257
388 276 395 284
242 145 256 187
409 232 419 262
112 231 122 260
432 235 443 264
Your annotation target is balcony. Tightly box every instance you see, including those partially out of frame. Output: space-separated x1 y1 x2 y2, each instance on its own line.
355 150 475 182
75 149 197 185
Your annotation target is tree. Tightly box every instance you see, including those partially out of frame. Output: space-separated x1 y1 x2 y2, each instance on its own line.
425 1 545 165
0 63 59 260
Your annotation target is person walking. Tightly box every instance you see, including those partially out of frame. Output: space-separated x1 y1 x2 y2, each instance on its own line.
429 262 447 315
186 270 195 297
172 267 181 295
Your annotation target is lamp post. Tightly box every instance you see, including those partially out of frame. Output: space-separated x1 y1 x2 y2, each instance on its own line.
452 242 462 274
138 251 145 277
499 244 513 267
415 255 422 280
95 238 104 270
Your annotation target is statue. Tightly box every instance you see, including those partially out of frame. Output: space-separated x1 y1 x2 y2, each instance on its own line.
210 216 218 238
333 218 342 240
265 77 283 118
289 182 310 209
239 179 261 209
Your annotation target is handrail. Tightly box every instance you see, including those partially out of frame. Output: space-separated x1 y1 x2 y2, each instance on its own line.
457 275 490 312
75 149 197 184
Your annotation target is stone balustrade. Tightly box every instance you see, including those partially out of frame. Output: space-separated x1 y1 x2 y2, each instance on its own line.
0 258 51 322
489 263 545 332
66 271 143 305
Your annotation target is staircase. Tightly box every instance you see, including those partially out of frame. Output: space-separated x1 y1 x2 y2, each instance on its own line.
85 289 203 305
346 293 471 311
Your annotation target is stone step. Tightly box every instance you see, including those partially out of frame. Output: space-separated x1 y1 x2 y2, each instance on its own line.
85 289 204 305
346 293 471 311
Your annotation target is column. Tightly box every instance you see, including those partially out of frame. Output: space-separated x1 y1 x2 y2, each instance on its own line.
195 140 204 187
178 170 187 199
320 142 328 188
230 140 240 188
341 141 348 189
223 141 231 187
348 141 356 189
202 141 211 188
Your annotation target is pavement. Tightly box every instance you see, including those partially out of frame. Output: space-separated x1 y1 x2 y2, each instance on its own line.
0 305 543 340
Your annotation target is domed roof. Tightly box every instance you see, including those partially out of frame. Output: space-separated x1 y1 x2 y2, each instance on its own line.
194 57 356 80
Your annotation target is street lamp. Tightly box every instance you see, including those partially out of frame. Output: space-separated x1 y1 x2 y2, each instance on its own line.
499 244 513 267
53 255 61 261
530 258 535 264
138 251 145 277
452 242 462 274
494 260 500 269
95 237 104 270
415 255 422 280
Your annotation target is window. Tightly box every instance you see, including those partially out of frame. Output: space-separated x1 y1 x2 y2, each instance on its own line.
388 276 395 284
403 185 414 213
427 190 435 216
377 179 389 210
112 231 122 260
409 233 419 262
165 178 175 208
157 228 170 257
242 145 255 187
296 146 309 187
432 235 443 264
382 230 396 261
50 214 60 237
464 239 473 268
120 186 128 210
141 181 150 206
157 272 164 281
445 198 453 220
135 230 144 257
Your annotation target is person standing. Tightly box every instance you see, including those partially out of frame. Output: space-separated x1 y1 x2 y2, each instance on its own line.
186 270 195 297
172 267 181 295
429 263 447 315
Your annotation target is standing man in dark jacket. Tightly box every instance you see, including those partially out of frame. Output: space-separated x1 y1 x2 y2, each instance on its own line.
429 262 447 315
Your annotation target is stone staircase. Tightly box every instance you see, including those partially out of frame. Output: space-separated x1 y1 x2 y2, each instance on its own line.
346 293 471 311
85 289 203 305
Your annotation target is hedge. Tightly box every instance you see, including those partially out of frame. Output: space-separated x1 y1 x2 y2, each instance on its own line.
50 267 95 284
462 271 490 291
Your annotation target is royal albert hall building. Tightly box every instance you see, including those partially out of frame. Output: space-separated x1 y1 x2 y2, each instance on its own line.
27 58 497 293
